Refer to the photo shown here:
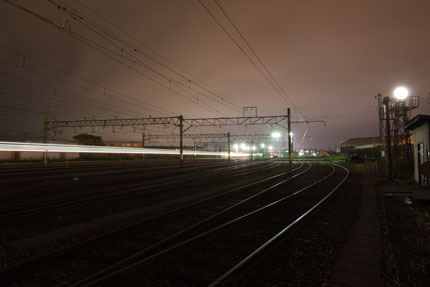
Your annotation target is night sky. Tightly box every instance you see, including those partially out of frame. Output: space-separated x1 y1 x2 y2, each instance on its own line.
1 0 429 150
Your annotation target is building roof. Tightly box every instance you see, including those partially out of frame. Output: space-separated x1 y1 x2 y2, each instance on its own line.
405 114 430 130
340 136 381 146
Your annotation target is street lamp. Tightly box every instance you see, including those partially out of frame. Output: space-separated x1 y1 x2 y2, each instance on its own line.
382 86 410 180
233 144 239 153
393 87 409 100
271 131 281 139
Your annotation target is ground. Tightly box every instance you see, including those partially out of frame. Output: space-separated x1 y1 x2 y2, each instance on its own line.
375 173 430 286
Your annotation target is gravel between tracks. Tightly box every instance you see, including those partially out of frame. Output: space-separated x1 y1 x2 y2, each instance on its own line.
0 161 288 269
236 166 362 286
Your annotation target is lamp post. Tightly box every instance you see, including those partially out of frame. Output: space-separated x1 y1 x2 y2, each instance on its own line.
383 86 411 180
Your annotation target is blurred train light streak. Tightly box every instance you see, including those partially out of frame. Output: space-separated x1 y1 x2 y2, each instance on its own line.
0 142 249 157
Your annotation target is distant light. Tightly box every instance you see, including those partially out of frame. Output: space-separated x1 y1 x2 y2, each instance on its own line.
268 145 273 151
312 152 317 156
240 143 246 150
289 131 293 137
252 146 256 151
233 144 239 152
393 87 409 100
299 150 304 157
271 131 281 138
260 143 265 148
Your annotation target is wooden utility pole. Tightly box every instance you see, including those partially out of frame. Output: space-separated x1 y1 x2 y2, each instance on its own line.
141 133 145 160
227 132 231 161
288 108 292 167
179 115 184 165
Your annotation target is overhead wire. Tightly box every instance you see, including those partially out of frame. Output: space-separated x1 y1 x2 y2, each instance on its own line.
0 49 174 116
198 0 305 119
0 0 263 137
213 0 304 119
1 0 227 118
48 0 240 116
67 30 224 117
0 71 146 118
68 0 244 111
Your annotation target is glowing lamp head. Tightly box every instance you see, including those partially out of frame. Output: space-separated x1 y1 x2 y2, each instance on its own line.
268 145 273 151
260 143 265 148
271 131 281 138
393 87 409 100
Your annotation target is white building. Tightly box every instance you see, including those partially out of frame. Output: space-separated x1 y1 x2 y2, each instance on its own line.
406 114 430 185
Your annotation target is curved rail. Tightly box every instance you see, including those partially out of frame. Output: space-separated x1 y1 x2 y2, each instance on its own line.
71 163 343 286
0 160 279 221
209 163 349 286
0 162 307 284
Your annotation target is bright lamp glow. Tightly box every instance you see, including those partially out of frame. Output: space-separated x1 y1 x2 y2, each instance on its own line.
393 87 409 100
260 143 265 148
233 144 239 152
240 143 246 150
271 131 281 138
268 145 273 151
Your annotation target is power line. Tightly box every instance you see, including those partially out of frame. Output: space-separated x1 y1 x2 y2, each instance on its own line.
2 0 228 118
68 0 244 111
0 48 175 116
49 0 241 115
68 30 225 117
198 0 305 119
0 71 145 118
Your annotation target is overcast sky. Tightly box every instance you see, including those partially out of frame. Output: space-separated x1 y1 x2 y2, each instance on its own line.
1 0 429 150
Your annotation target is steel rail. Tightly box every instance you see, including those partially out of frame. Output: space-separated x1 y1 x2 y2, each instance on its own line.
209 163 350 286
0 159 220 176
0 158 236 184
72 163 329 286
0 161 279 221
0 159 251 209
0 162 306 284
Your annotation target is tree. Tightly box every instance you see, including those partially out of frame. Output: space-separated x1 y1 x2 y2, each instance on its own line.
73 133 104 146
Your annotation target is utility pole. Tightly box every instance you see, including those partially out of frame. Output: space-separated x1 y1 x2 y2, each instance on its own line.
179 115 184 165
194 142 197 158
288 108 292 167
227 132 231 161
42 121 48 143
377 94 385 173
383 97 392 180
251 139 254 160
141 133 145 160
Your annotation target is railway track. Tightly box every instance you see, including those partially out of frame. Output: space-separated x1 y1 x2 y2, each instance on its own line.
72 163 348 286
0 159 238 185
0 160 281 222
0 161 311 286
